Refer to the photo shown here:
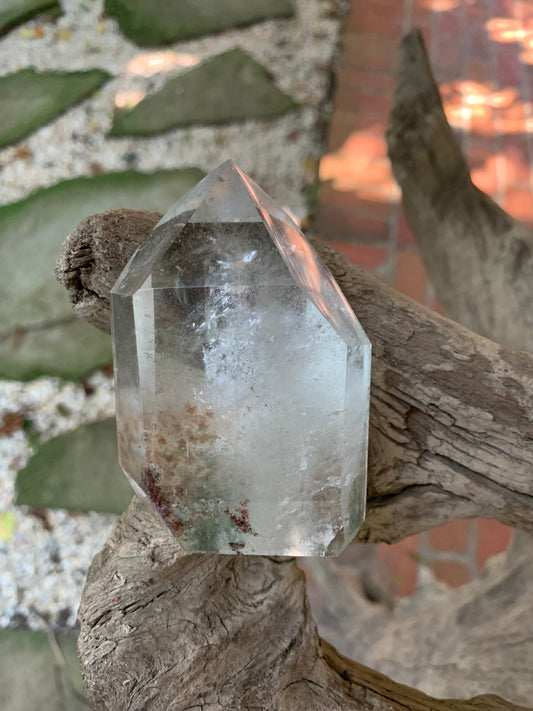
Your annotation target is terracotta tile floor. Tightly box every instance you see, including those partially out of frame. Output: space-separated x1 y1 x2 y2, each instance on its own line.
315 0 531 593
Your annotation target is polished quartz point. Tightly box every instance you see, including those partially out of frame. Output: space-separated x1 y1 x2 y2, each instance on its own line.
111 160 371 556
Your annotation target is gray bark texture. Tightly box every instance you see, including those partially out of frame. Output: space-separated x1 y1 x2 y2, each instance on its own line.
55 28 533 711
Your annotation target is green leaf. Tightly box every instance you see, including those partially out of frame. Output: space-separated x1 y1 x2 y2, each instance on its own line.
16 418 133 514
0 629 87 711
0 0 60 37
110 49 299 137
0 168 204 380
0 69 111 149
105 0 293 46
0 510 17 542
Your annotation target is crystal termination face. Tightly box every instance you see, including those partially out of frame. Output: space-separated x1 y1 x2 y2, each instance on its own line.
111 160 371 556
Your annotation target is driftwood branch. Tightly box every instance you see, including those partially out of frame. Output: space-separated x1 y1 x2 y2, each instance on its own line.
294 28 533 706
57 209 533 543
77 497 530 711
387 29 533 352
305 530 533 705
60 209 533 710
326 27 533 704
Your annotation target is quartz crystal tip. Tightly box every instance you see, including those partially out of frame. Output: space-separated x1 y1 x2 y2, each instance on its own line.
111 161 371 556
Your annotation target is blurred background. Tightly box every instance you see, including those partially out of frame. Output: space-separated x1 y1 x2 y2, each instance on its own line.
0 0 529 708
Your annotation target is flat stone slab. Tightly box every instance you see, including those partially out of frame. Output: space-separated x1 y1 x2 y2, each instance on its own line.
0 168 204 380
0 319 112 382
16 418 132 514
0 68 110 149
105 0 293 46
0 0 60 37
110 48 299 137
0 629 86 710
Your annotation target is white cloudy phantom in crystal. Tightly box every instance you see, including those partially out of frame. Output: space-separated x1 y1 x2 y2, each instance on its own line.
111 160 371 556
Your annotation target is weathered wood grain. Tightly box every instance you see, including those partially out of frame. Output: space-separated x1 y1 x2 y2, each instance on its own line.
77 497 530 711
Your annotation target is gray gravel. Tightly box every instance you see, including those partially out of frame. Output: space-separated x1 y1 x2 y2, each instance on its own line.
0 0 344 631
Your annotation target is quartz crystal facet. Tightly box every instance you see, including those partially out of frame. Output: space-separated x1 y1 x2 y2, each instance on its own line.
111 161 371 556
